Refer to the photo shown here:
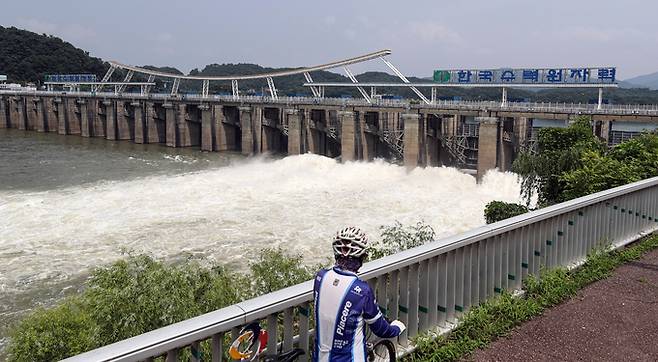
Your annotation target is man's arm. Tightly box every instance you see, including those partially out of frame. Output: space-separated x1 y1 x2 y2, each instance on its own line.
362 283 405 338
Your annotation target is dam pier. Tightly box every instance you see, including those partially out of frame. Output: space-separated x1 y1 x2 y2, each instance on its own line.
2 92 655 179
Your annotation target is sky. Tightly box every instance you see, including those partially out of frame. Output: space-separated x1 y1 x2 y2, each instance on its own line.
2 0 657 79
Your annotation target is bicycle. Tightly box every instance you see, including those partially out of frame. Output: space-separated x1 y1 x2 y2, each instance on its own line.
228 321 396 362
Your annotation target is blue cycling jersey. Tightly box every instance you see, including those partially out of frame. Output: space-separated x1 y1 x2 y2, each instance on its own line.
312 267 401 362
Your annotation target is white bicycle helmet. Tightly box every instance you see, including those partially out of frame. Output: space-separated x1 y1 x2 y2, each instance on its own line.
333 227 369 258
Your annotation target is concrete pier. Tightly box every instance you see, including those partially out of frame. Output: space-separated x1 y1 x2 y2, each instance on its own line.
56 98 67 135
287 109 302 155
9 98 26 130
0 97 9 128
200 104 214 151
216 105 238 151
240 106 254 155
116 102 131 140
251 107 263 153
477 117 499 181
403 113 422 169
600 120 611 144
133 102 145 144
34 99 48 132
165 103 177 147
80 101 91 137
104 101 117 140
303 110 315 155
359 111 377 161
340 110 357 161
67 99 81 135
424 114 440 166
146 103 162 143
260 108 280 153
45 99 58 132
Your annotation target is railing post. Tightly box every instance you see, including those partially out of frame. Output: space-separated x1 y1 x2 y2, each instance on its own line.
298 302 310 356
397 266 409 346
211 332 224 362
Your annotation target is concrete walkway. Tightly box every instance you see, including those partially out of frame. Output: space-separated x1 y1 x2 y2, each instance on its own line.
468 248 658 362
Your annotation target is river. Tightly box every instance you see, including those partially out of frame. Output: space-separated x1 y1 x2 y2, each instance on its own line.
0 127 524 351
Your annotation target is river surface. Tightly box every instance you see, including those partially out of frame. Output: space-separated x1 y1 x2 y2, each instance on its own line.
0 128 524 351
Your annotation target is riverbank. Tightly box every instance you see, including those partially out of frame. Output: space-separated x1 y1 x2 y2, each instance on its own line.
404 234 658 362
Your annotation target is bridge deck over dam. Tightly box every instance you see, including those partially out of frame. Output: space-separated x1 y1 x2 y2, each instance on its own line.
2 90 658 178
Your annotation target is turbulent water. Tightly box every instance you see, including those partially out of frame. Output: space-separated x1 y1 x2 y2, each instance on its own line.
0 128 524 348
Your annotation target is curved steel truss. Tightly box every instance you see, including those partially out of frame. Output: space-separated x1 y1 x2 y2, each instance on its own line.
95 49 430 104
108 49 391 81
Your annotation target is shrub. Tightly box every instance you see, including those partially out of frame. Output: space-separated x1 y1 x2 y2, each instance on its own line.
483 201 528 224
7 299 97 362
248 248 317 296
369 221 436 260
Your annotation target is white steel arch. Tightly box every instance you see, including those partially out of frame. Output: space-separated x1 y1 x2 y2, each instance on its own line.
107 49 392 81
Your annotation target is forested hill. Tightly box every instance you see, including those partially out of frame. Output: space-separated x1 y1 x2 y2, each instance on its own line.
0 26 107 84
4 27 658 104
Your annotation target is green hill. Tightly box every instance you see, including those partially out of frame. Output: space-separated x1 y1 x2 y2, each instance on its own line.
0 26 107 84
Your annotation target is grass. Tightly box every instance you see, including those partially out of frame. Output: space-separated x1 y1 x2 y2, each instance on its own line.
404 234 658 362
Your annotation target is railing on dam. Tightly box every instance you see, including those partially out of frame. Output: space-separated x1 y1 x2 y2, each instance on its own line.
64 176 658 362
3 89 658 117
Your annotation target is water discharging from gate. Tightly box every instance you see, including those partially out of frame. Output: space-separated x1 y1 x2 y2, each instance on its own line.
0 129 523 343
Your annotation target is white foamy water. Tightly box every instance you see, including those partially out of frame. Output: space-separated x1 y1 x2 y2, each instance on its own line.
0 154 522 297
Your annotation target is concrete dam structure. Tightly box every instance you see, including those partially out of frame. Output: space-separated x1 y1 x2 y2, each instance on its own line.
2 92 658 179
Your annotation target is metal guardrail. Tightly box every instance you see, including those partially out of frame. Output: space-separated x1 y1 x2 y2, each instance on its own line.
64 176 658 362
3 90 658 117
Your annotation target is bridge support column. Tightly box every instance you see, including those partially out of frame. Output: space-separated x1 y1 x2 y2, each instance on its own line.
0 97 8 128
403 113 423 169
146 103 162 143
340 110 357 162
133 102 145 143
56 98 67 135
46 99 58 132
513 117 530 150
240 106 254 155
26 99 38 130
9 98 26 130
498 119 513 172
261 126 274 153
35 98 47 132
359 111 377 161
67 99 81 135
287 109 302 155
424 114 440 167
177 104 198 147
304 110 316 155
477 117 499 181
80 100 92 137
215 105 235 151
200 104 214 151
600 120 610 145
104 101 117 140
87 100 102 137
165 103 178 147
252 107 263 153
116 102 131 140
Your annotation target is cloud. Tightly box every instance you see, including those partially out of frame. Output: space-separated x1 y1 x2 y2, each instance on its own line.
409 21 463 45
16 18 57 34
16 18 96 43
156 32 174 43
554 26 649 43
323 15 336 26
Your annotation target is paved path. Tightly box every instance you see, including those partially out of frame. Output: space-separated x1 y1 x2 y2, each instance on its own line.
469 247 658 362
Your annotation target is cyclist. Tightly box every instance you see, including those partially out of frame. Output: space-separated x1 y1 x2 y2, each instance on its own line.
313 227 406 362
